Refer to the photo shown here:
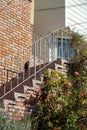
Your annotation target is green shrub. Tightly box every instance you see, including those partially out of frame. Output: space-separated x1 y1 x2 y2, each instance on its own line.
0 111 31 130
32 69 87 130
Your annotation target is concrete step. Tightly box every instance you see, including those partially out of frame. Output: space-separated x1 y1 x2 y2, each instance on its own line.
55 63 67 70
4 99 16 111
32 79 44 87
23 85 34 93
14 92 25 100
61 59 68 64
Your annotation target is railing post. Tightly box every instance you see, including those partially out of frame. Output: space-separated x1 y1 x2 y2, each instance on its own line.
23 47 25 81
53 32 55 61
34 41 36 79
17 51 19 85
28 44 30 77
68 29 71 61
61 30 64 72
44 37 46 65
11 55 13 90
61 30 64 59
39 39 41 69
4 58 6 94
48 34 52 62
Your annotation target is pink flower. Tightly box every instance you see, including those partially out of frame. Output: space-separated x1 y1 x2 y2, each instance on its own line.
79 92 84 97
74 71 80 76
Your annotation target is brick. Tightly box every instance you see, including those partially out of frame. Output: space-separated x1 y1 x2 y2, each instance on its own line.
0 0 33 84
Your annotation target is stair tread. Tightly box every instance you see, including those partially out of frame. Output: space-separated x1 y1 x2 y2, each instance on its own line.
23 85 34 93
4 99 16 111
32 79 44 87
55 63 68 71
14 92 25 99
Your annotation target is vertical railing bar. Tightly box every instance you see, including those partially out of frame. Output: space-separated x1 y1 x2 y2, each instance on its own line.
57 30 59 59
47 36 49 63
23 47 25 81
45 37 47 64
64 38 66 60
57 39 60 59
0 67 3 87
52 32 55 61
48 34 52 62
51 34 53 63
65 30 67 60
43 38 45 62
34 41 36 79
7 70 8 82
44 37 46 66
0 67 1 86
10 55 13 90
68 29 71 61
53 32 55 61
28 44 30 77
54 33 56 60
39 39 41 70
4 58 6 95
48 35 50 62
61 30 64 59
61 30 64 72
46 37 48 63
56 30 58 60
51 35 53 62
2 69 4 87
66 38 68 60
56 29 60 59
17 51 19 85
59 38 61 59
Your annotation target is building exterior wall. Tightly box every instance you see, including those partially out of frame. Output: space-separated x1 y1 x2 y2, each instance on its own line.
0 0 33 85
34 0 65 36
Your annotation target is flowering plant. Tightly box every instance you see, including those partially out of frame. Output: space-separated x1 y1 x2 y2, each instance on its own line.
32 68 87 130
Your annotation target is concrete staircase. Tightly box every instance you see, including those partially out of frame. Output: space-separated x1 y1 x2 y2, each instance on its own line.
55 59 69 74
3 59 69 121
4 79 44 120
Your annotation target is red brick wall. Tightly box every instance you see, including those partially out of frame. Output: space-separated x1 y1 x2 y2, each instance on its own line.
0 0 33 85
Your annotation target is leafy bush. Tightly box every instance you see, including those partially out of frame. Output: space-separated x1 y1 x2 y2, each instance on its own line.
0 111 31 130
32 68 87 130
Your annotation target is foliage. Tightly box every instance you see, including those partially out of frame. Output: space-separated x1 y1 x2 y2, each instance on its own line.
30 32 87 130
0 111 31 130
70 32 87 63
1 32 87 130
31 68 87 130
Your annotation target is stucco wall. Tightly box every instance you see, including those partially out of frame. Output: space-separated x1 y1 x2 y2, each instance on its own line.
34 0 65 36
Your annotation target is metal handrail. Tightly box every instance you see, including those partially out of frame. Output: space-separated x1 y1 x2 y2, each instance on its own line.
0 26 73 99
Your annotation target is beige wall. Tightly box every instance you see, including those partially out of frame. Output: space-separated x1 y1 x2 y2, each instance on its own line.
34 0 65 36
